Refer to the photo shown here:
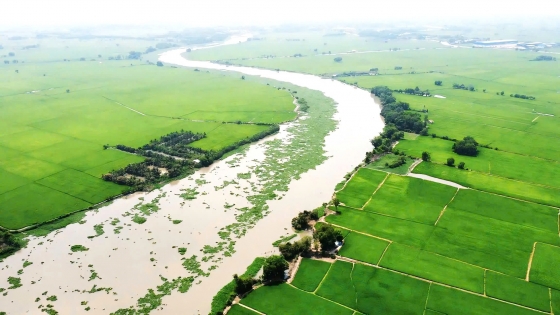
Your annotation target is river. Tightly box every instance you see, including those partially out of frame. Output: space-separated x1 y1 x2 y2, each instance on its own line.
0 37 383 314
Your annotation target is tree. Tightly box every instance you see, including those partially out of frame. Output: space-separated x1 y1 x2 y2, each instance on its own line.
434 80 442 86
8 52 14 57
262 255 288 282
314 224 343 251
458 162 465 169
500 91 504 96
446 157 455 166
279 236 311 260
233 274 256 295
332 198 340 211
422 151 431 162
452 136 479 156
483 89 486 93
156 61 163 67
334 57 342 62
241 76 245 80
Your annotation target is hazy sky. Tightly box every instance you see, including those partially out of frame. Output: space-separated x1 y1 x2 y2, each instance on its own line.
2 0 559 28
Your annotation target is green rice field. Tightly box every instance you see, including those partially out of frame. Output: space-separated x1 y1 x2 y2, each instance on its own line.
0 39 295 229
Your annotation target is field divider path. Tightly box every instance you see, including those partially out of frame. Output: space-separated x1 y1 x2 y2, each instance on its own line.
327 222 392 243
549 288 553 314
484 269 487 296
313 261 334 294
376 242 392 265
526 242 538 281
360 173 390 210
237 303 265 315
103 96 146 116
434 188 460 226
287 283 360 313
350 263 359 308
337 256 550 314
423 282 433 314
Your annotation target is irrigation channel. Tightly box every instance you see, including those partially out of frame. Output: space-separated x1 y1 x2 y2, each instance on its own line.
0 37 383 314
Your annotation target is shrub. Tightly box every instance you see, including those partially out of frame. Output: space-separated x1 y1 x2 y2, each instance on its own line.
452 136 479 156
421 151 431 162
314 225 343 251
233 274 256 295
458 162 465 169
446 158 455 167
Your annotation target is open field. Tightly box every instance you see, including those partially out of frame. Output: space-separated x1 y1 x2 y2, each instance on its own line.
0 40 295 229
364 154 416 175
335 168 387 208
397 136 560 188
291 258 332 292
362 175 457 224
413 162 560 207
338 232 389 265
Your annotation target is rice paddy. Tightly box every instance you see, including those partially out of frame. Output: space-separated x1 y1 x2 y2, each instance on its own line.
222 31 560 314
0 39 295 230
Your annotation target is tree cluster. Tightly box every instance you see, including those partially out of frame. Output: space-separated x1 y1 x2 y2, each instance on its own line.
0 231 21 257
452 136 479 156
297 98 309 112
533 55 556 61
453 83 475 91
291 210 319 231
385 155 407 168
334 57 342 62
279 236 312 261
262 255 288 282
510 94 536 100
371 124 404 153
434 80 443 86
393 87 431 97
394 66 402 70
372 86 427 134
314 224 343 251
233 274 257 295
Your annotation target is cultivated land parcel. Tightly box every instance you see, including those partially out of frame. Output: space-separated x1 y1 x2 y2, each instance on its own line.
190 32 560 314
0 39 295 230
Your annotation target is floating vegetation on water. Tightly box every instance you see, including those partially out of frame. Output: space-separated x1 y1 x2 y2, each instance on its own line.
171 220 182 224
70 245 89 252
237 172 252 179
195 178 208 185
86 285 112 294
132 215 147 224
110 218 120 226
272 234 298 247
88 270 100 281
88 224 105 239
177 248 187 255
7 276 22 290
113 226 123 234
224 202 235 209
46 295 57 302
179 188 199 200
214 180 238 191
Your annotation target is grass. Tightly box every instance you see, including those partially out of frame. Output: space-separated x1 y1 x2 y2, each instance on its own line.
241 283 353 315
365 154 416 175
210 257 265 315
413 162 560 208
0 40 296 229
362 174 457 224
397 136 560 189
326 207 435 248
291 259 332 292
529 243 560 290
227 304 259 315
315 261 430 314
427 284 541 315
485 270 551 312
379 243 485 293
338 232 389 265
336 168 387 208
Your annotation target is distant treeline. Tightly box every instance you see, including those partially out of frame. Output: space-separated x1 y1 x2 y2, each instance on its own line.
453 83 475 91
532 55 556 61
510 93 536 100
104 126 280 190
393 87 431 97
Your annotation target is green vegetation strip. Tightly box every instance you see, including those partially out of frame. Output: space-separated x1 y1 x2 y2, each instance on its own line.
210 257 265 315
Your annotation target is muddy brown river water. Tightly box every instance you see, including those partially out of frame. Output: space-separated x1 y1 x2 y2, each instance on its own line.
0 37 383 314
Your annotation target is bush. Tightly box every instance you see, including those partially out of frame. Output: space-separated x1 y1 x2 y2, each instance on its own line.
421 151 431 162
279 236 312 261
291 211 318 230
446 157 455 167
334 57 342 62
263 255 288 282
233 274 256 295
452 136 479 156
314 225 343 251
458 162 465 169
